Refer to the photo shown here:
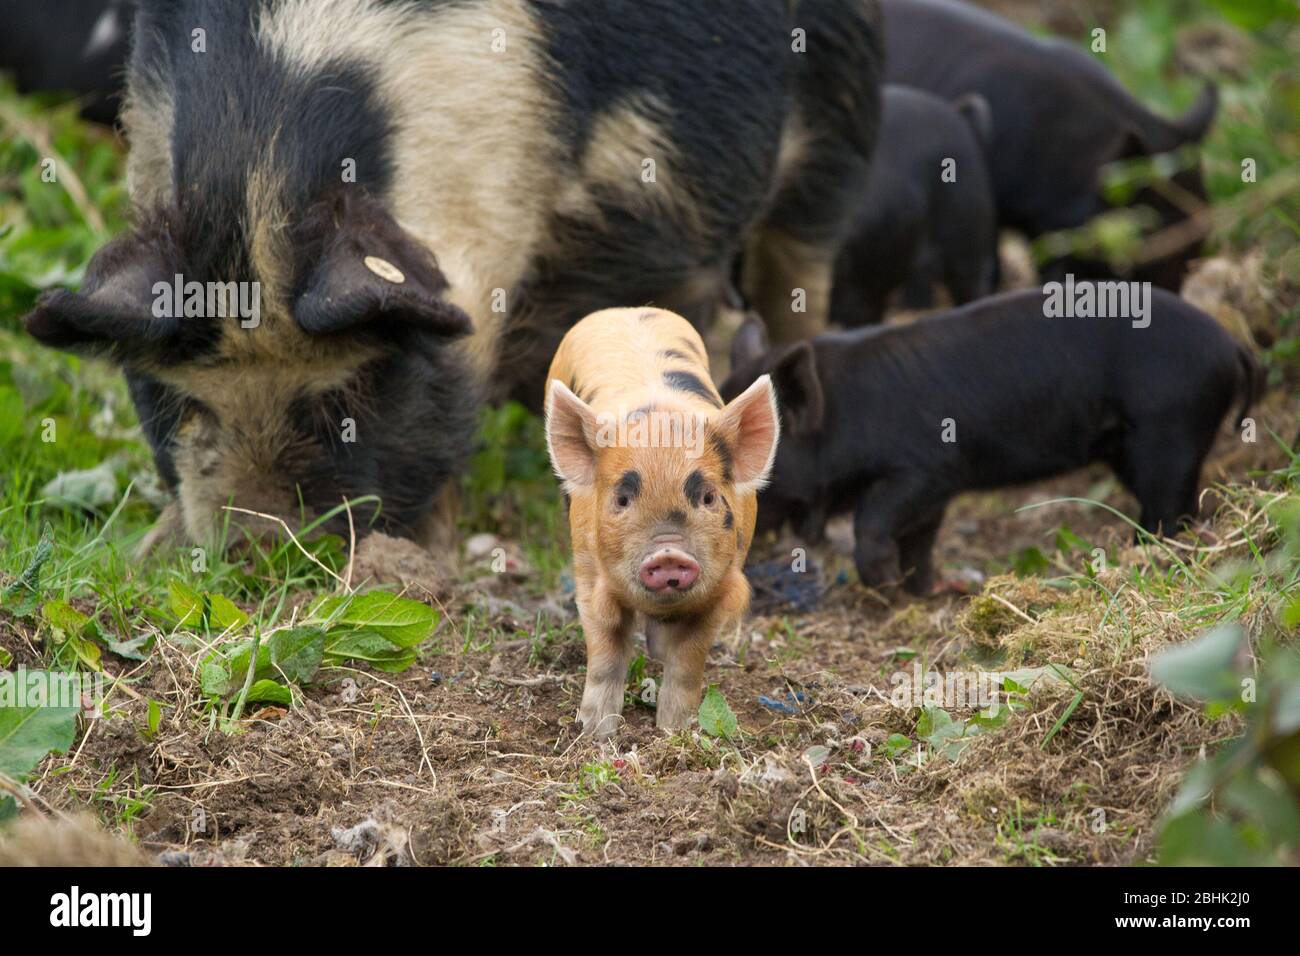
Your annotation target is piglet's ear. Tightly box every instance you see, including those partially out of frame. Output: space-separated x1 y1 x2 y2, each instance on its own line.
545 379 600 491
730 311 770 370
771 342 824 437
23 229 179 358
716 374 780 492
294 195 473 339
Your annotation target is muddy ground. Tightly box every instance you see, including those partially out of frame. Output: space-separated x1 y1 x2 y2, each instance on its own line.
11 370 1292 867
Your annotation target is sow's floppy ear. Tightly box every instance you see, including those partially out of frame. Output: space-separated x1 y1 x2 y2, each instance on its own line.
294 192 473 339
545 379 601 492
716 374 780 493
771 342 825 438
23 227 185 362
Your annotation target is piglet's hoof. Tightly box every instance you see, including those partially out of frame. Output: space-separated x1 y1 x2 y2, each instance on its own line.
576 711 622 740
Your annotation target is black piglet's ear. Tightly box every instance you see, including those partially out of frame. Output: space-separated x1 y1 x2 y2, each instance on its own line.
293 195 473 338
730 311 771 370
772 341 824 437
23 229 179 357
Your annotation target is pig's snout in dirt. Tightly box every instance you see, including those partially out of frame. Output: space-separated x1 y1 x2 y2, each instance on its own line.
639 545 700 592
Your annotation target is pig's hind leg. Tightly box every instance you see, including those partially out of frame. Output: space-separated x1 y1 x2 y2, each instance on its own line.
897 510 945 596
575 585 636 739
852 476 940 596
1118 423 1213 536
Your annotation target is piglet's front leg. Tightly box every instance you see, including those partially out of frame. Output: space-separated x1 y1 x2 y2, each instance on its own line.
652 571 750 732
654 623 711 732
575 578 635 740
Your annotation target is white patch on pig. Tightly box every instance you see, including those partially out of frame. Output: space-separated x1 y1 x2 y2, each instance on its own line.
122 78 175 208
561 93 704 237
255 0 568 380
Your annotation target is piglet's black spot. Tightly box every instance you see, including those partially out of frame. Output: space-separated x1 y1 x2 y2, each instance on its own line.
664 370 721 408
684 469 706 507
709 431 734 484
722 495 734 529
616 470 642 501
666 509 687 525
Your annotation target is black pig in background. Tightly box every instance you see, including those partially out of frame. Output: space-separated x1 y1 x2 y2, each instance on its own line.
830 84 998 326
721 293 1258 597
881 0 1218 288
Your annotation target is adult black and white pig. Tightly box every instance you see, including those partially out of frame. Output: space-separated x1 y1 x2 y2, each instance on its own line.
830 84 997 326
721 290 1258 597
23 0 882 551
881 0 1217 288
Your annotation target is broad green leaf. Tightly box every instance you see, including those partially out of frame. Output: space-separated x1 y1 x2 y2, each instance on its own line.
0 700 78 781
311 592 439 647
1274 681 1300 736
1150 624 1245 702
883 733 913 757
1165 757 1217 819
1001 677 1031 697
1002 665 1075 692
1157 811 1252 866
167 580 204 628
916 707 953 738
1221 773 1300 845
65 635 101 672
697 684 738 740
323 630 416 673
918 707 977 761
268 627 326 684
200 660 233 698
103 633 153 661
40 599 90 638
245 680 292 707
200 639 272 697
207 594 249 632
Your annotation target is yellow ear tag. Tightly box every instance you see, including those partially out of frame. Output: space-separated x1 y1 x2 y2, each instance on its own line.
364 256 405 284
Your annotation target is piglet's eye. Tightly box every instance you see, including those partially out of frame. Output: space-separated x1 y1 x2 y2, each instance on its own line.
702 491 716 506
616 494 631 508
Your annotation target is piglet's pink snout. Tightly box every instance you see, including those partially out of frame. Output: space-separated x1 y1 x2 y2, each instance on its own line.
639 548 700 592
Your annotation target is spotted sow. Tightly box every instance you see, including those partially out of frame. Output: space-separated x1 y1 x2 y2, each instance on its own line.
545 308 779 737
21 0 881 555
